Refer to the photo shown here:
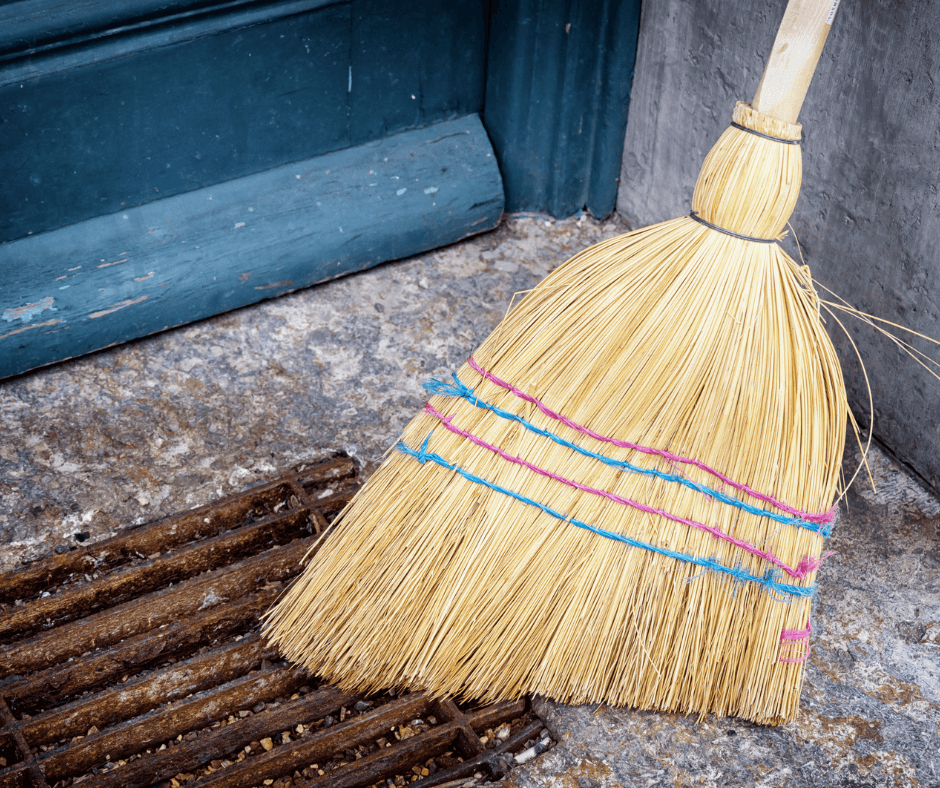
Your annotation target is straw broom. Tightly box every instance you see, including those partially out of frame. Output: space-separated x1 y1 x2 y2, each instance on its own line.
265 0 847 725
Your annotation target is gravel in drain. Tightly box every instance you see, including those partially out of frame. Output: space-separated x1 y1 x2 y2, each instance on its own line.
0 457 555 788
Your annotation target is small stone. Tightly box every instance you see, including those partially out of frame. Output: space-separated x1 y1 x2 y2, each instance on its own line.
514 747 537 764
353 700 371 712
260 737 274 751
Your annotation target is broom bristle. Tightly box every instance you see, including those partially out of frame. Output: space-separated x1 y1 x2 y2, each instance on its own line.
264 103 847 725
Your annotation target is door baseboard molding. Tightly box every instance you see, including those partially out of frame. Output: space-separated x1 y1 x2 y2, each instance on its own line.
0 114 503 379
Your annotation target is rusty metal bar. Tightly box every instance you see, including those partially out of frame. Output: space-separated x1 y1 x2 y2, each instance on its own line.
0 508 313 642
41 665 314 782
6 585 283 716
0 535 315 679
21 636 274 747
0 457 355 605
193 694 435 788
287 716 458 788
88 686 355 788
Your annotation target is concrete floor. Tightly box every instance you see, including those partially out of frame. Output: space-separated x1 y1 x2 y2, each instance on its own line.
2 214 938 787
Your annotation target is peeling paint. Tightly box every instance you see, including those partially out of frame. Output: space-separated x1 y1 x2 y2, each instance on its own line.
134 272 155 282
254 280 293 290
88 296 148 319
0 318 61 340
97 258 128 269
3 296 55 323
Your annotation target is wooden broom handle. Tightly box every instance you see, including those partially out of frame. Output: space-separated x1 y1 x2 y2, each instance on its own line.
751 0 841 123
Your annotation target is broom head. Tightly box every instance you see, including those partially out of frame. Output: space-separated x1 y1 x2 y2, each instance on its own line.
264 102 847 725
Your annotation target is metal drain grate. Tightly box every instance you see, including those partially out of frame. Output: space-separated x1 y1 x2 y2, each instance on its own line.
0 456 552 788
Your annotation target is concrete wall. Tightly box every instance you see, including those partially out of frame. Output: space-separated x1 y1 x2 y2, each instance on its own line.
618 0 940 492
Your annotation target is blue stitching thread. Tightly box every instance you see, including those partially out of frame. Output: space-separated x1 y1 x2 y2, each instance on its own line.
423 374 832 538
399 435 815 600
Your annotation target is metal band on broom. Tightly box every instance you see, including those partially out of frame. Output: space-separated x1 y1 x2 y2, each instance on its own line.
264 0 847 725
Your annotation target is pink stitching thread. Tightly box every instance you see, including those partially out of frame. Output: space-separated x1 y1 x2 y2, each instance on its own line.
424 403 819 579
779 621 812 663
466 356 835 525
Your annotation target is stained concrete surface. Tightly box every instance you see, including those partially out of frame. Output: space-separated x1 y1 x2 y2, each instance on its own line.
2 214 939 786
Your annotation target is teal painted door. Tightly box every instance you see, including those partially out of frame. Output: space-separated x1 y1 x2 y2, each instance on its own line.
1 0 492 244
0 0 502 378
0 0 642 379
